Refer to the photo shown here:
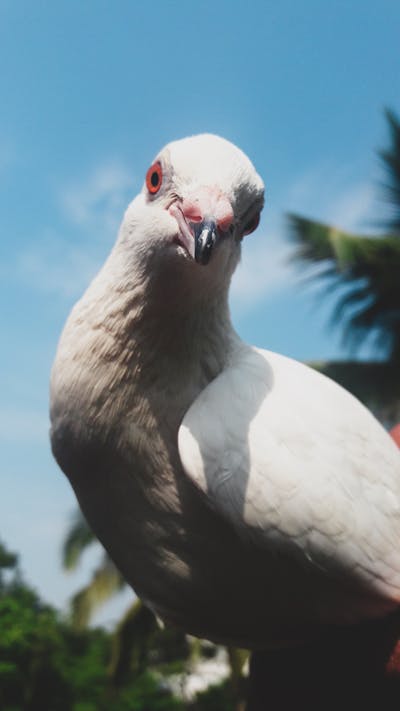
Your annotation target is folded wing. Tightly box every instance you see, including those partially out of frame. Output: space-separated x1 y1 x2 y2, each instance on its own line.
178 346 400 606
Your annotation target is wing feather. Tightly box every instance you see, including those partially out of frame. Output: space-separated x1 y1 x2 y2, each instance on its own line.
178 346 400 600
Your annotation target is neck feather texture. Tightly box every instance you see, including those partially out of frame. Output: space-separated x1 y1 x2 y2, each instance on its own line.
51 245 240 447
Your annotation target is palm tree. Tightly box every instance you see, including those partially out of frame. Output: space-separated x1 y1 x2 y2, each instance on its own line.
288 109 400 425
62 510 248 707
62 508 128 630
62 510 189 684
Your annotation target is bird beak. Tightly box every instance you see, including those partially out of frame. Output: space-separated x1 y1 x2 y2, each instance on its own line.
193 220 219 265
169 187 234 266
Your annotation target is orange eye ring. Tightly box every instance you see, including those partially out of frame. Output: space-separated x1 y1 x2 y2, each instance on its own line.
146 162 163 195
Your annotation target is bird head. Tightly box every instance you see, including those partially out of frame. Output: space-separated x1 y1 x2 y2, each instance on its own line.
117 134 264 285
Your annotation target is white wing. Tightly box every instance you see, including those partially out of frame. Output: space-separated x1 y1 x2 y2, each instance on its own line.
178 346 400 603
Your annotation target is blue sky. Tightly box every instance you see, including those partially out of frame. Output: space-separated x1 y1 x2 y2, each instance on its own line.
1 0 399 626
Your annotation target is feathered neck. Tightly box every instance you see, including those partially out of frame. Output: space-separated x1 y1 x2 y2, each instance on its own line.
51 243 240 442
80 241 237 366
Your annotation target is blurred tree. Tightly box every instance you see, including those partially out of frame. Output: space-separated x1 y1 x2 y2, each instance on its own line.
62 511 191 683
0 540 18 580
0 539 103 710
62 509 128 631
62 511 248 708
0 538 184 710
288 109 400 425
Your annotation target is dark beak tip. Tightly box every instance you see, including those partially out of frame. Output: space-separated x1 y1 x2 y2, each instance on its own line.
193 220 218 266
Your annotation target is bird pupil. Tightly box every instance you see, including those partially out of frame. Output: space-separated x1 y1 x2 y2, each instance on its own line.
151 172 159 187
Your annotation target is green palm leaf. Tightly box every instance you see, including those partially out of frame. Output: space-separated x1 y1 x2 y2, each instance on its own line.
62 509 128 628
310 361 400 426
287 110 400 362
62 509 96 571
287 218 400 359
379 108 400 234
108 600 159 685
70 553 127 628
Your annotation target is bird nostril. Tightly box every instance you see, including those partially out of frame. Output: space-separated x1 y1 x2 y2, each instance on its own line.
181 189 234 231
180 200 203 223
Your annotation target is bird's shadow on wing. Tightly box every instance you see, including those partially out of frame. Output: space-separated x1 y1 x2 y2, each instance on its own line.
185 348 274 521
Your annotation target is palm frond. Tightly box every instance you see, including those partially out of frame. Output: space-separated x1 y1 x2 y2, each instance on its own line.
288 215 346 264
329 283 373 325
108 599 158 686
70 553 126 628
288 214 400 360
226 646 249 695
62 509 97 571
288 215 399 268
310 361 400 426
379 109 400 235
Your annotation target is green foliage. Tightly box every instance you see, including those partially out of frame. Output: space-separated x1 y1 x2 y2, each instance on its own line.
0 581 106 709
108 671 184 711
108 599 189 687
62 510 126 628
379 108 400 235
191 680 238 711
288 216 400 358
62 511 96 571
0 540 18 573
0 533 219 710
0 541 71 710
309 360 400 424
288 109 400 363
0 539 183 711
70 555 126 629
60 514 214 695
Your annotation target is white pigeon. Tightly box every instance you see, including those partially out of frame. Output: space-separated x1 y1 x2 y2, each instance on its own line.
50 134 400 649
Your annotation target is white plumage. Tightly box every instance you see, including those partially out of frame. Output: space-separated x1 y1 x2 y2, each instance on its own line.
50 134 400 648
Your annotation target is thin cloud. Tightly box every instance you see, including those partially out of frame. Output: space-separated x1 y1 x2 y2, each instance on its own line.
15 161 135 298
283 162 376 232
61 163 134 232
328 183 375 233
16 162 378 308
17 232 103 298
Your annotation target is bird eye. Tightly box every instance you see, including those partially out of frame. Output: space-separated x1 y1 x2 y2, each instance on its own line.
146 162 163 195
243 212 260 236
